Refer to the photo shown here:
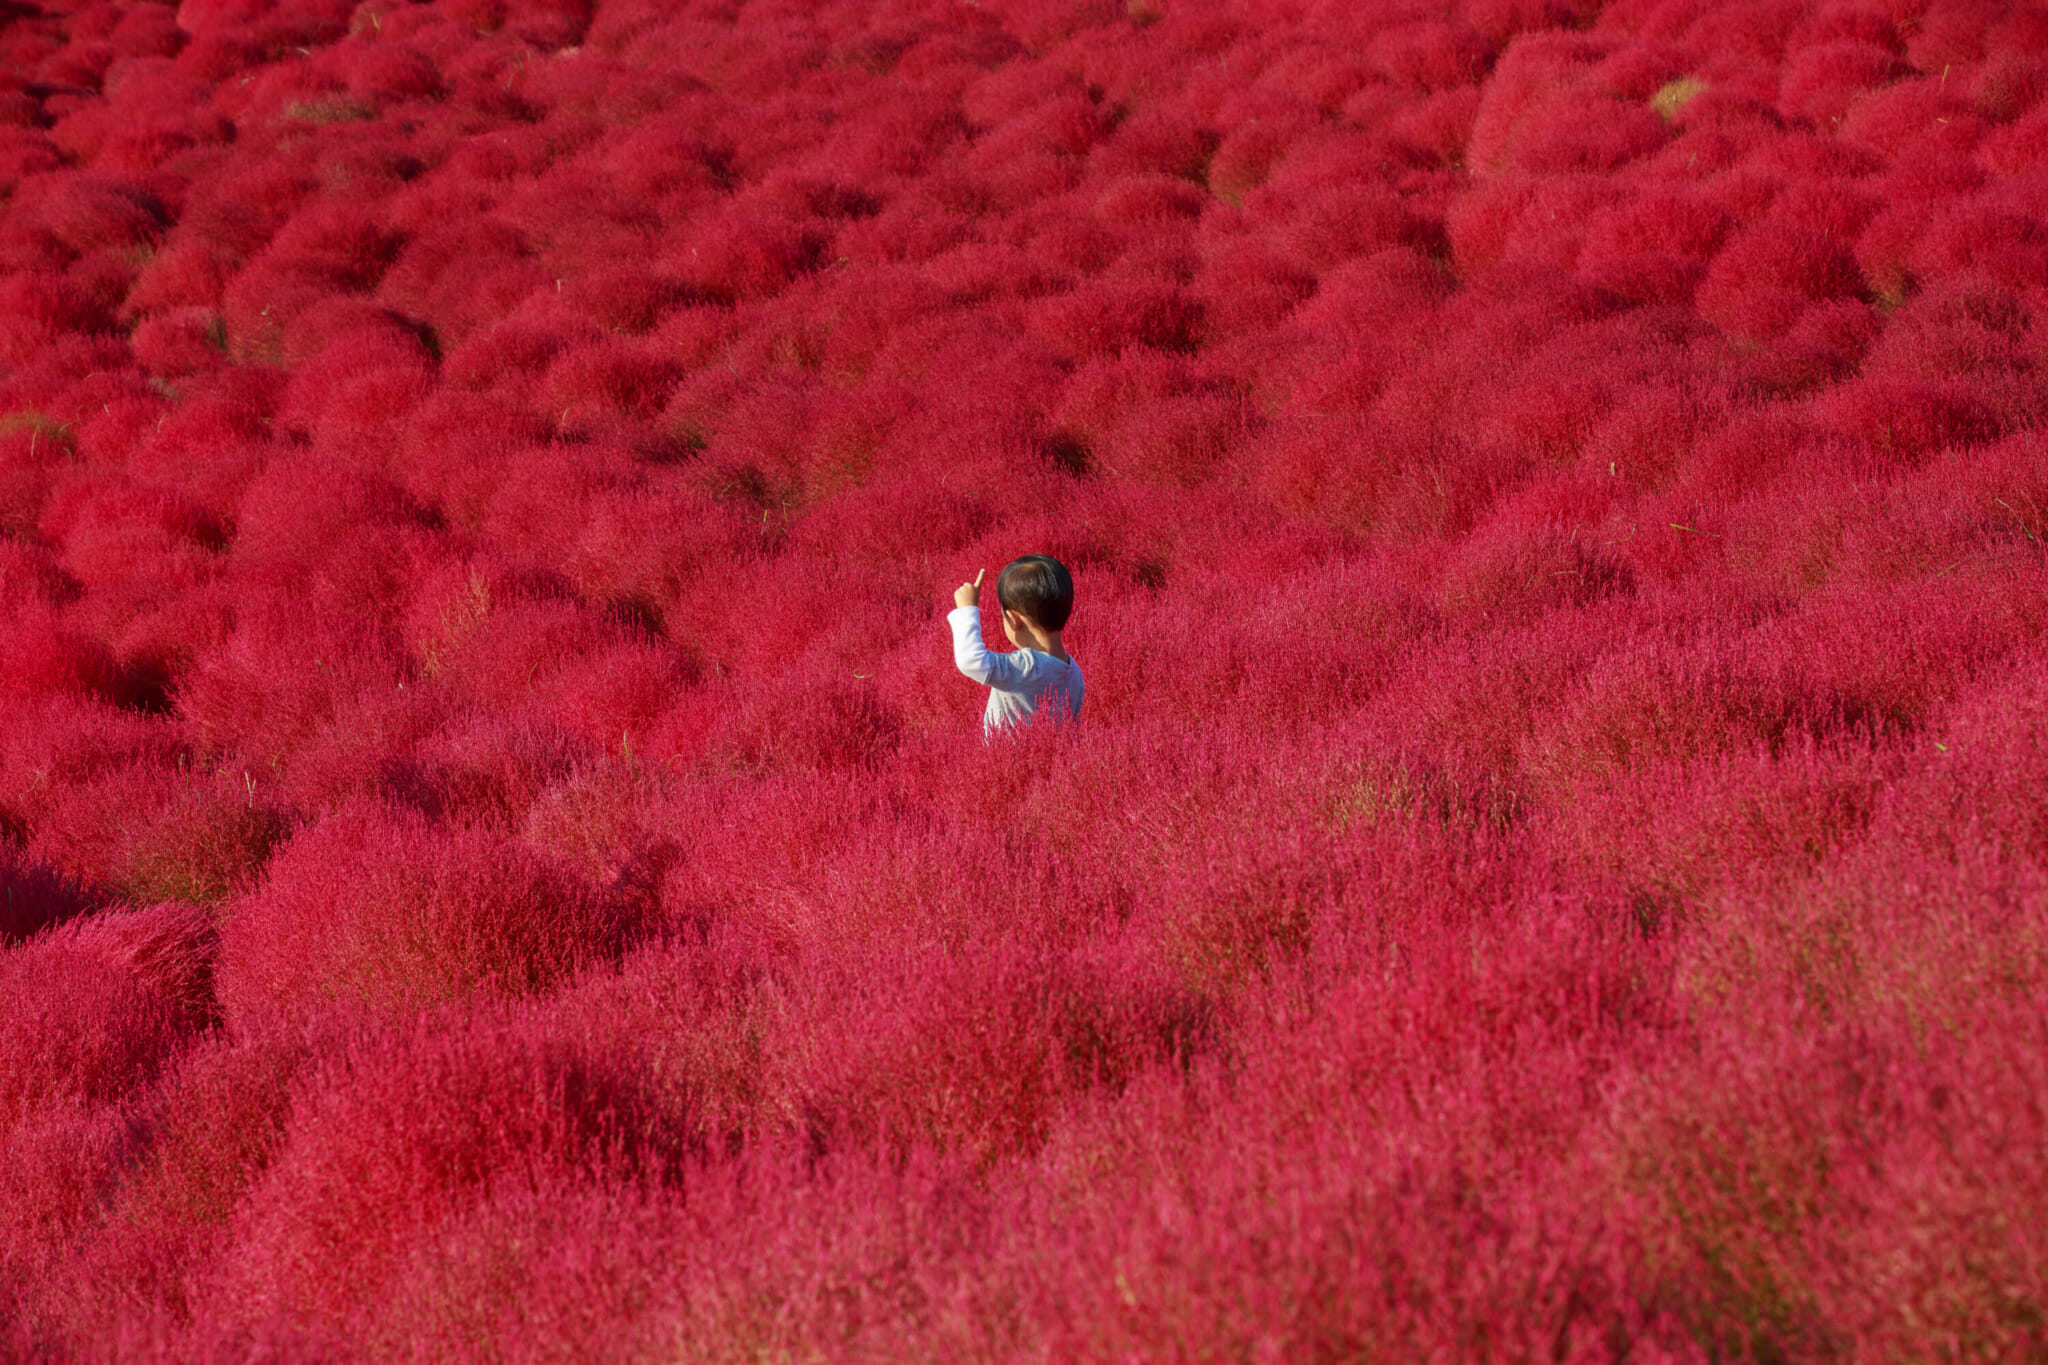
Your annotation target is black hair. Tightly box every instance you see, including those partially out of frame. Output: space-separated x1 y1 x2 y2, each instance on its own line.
996 554 1074 631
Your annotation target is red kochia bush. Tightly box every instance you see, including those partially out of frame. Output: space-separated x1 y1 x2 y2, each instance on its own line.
0 271 111 334
477 440 635 566
230 454 422 565
502 0 594 48
1368 19 1494 89
1253 413 1403 531
1506 90 1669 172
342 42 443 102
1697 222 1864 338
1193 240 1316 338
8 174 165 259
1464 30 1611 169
175 589 408 773
801 266 949 377
1581 191 1731 274
1027 277 1203 356
0 538 74 609
787 929 1201 1167
1971 52 2048 121
389 709 589 830
376 218 545 346
1440 511 1634 626
24 757 287 907
217 261 339 366
173 0 354 40
1285 250 1450 352
443 315 601 408
1806 377 2005 462
0 1104 142 1326
1205 111 1324 205
1086 106 1216 181
961 56 1088 127
388 391 549 522
835 193 972 264
1054 350 1250 484
1979 95 2048 177
444 127 554 183
215 801 629 1027
272 307 434 434
1779 42 1906 127
808 92 968 181
585 113 733 201
0 696 181 844
1258 183 1437 269
1876 648 2048 863
1862 276 2031 382
556 266 685 335
539 337 684 434
1443 179 1538 275
788 477 998 566
123 237 237 317
920 237 1071 302
713 673 901 773
1910 202 2048 294
38 470 221 589
249 198 400 296
0 845 91 943
123 370 284 519
0 902 213 1126
667 209 820 302
0 608 126 705
545 640 696 757
1019 203 1125 273
1786 7 1902 58
407 581 622 712
213 1004 681 1333
62 1028 309 1344
1090 172 1208 228
1839 77 1981 159
1496 177 1632 272
130 307 230 378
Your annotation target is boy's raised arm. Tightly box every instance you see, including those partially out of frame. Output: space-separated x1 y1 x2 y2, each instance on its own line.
948 569 1028 689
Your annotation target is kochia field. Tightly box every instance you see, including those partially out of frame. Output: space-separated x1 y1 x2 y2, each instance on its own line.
3 0 2047 1355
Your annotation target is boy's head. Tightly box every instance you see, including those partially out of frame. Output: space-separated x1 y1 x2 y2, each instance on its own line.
996 554 1074 632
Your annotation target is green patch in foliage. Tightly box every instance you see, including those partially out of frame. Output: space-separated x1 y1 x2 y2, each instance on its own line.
0 410 76 457
1651 78 1706 121
282 96 377 125
115 792 291 908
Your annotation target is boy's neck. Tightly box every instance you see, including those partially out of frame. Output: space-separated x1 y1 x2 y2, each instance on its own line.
1009 617 1069 662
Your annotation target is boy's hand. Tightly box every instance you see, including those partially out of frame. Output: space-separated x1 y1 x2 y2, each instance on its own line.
953 568 983 609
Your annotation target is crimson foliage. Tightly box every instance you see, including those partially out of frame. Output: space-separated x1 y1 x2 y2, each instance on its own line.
2 0 2046 1357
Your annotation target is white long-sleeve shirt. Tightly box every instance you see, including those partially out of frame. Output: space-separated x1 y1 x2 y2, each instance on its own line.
947 606 1084 733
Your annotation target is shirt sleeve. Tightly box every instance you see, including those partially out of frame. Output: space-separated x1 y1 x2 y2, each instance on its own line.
948 606 1030 691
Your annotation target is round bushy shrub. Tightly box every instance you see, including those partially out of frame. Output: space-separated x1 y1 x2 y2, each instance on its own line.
0 902 214 1126
216 801 629 1026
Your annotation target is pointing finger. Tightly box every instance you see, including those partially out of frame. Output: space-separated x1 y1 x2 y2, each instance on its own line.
973 569 985 588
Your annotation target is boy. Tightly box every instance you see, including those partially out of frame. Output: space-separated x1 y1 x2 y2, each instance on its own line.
948 554 1084 733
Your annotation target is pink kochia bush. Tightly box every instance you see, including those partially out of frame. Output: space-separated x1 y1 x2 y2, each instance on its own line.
3 0 2048 1356
0 903 213 1126
216 801 630 1026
